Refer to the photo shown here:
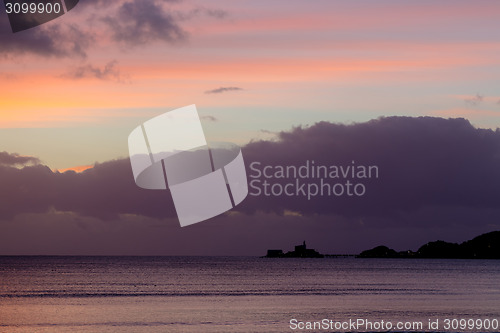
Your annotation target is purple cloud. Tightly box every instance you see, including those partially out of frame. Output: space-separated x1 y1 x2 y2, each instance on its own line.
2 117 500 254
0 13 93 58
0 0 227 58
0 152 40 166
101 0 187 46
239 117 500 226
0 159 175 220
1 116 500 231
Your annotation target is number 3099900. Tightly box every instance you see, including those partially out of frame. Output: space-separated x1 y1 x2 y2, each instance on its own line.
5 2 62 14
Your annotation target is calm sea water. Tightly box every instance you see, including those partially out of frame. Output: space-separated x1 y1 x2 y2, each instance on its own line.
0 256 499 333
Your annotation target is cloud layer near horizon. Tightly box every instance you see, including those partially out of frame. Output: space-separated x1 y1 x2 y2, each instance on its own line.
1 116 500 228
240 116 500 225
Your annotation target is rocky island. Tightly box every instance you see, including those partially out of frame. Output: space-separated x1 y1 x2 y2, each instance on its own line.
357 231 500 259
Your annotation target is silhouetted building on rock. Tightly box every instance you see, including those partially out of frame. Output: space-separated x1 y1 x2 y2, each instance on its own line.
264 241 324 258
266 249 284 258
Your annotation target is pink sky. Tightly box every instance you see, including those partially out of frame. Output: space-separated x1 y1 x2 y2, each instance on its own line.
1 0 500 170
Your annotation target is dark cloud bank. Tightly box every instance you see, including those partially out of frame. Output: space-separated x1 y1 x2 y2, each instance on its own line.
1 116 500 254
0 152 40 166
242 116 500 221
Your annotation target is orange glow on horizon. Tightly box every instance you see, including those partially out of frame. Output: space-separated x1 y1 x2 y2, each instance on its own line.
56 165 94 173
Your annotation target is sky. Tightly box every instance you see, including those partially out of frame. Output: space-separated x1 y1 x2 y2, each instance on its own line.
1 0 500 255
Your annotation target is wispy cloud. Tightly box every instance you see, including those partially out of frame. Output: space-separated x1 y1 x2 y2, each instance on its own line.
0 73 17 80
61 61 128 82
205 87 243 94
201 115 217 122
177 7 228 20
464 93 484 107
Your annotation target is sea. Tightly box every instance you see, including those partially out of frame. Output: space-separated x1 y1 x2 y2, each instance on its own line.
0 256 499 333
